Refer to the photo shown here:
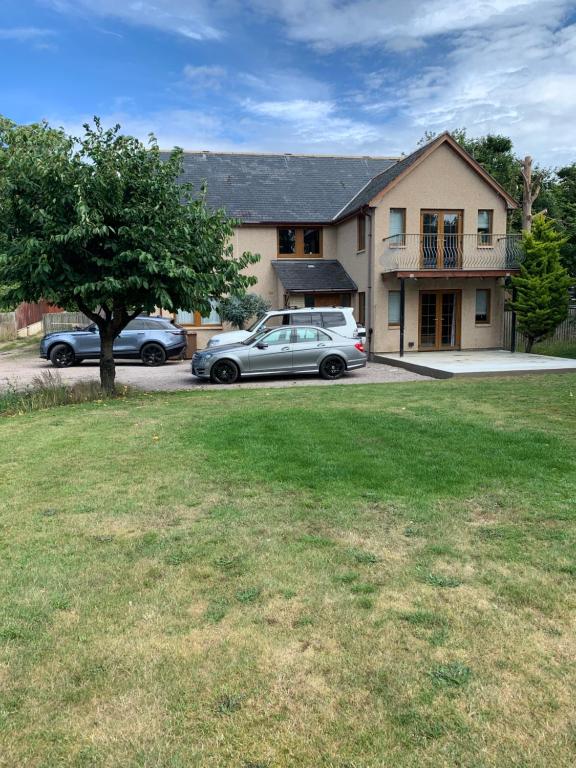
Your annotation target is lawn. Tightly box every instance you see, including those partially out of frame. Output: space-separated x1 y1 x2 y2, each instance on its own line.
0 375 575 767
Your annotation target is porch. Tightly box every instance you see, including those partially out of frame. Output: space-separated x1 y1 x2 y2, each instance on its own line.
374 350 576 379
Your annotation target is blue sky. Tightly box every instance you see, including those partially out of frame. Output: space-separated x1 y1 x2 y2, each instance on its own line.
2 0 575 165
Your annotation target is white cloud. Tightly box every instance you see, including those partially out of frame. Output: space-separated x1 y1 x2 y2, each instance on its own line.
375 18 576 165
0 27 56 41
46 109 238 152
249 0 571 51
44 0 224 41
243 98 381 146
183 64 227 89
238 70 331 101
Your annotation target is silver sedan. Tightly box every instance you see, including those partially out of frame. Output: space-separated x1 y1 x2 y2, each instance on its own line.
191 325 367 384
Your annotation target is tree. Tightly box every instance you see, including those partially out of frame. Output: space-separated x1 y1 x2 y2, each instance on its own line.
217 293 270 330
510 214 572 352
550 164 576 276
0 117 259 393
418 130 551 231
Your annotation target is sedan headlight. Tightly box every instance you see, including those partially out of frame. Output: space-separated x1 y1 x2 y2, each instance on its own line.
202 353 214 360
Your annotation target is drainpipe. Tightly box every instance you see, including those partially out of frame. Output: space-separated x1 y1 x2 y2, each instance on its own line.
399 277 405 358
366 207 375 358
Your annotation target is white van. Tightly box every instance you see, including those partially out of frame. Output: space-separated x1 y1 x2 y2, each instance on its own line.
207 307 363 348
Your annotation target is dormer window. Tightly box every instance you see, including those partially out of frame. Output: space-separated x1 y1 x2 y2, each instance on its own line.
278 227 322 258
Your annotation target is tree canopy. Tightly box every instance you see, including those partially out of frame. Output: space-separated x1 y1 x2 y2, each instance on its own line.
0 117 259 391
510 214 572 351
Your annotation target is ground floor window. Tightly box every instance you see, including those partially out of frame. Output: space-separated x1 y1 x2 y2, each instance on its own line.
475 289 491 324
388 290 401 326
176 300 221 327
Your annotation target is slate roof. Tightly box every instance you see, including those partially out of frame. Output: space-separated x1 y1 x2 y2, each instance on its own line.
334 142 431 220
170 151 398 224
272 260 358 293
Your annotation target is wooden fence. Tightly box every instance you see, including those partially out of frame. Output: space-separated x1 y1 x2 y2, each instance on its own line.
43 311 91 334
503 305 576 351
0 312 17 341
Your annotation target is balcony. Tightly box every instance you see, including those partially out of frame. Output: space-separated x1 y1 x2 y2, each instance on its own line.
381 234 523 275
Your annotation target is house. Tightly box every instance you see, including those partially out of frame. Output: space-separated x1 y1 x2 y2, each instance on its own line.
170 132 520 354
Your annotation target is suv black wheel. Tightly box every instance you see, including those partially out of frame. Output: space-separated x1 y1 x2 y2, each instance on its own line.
50 343 75 368
141 343 166 366
319 355 346 380
210 360 239 384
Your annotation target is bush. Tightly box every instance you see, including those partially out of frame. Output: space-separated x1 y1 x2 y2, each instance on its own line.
0 371 135 415
217 294 270 330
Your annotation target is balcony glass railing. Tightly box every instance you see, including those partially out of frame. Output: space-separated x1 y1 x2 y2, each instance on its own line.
382 234 523 272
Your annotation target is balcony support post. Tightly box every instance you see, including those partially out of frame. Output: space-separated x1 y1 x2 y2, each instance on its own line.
399 277 405 358
510 284 517 353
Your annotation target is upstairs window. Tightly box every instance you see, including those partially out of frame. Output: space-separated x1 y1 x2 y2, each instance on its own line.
389 208 406 246
357 213 366 252
477 210 493 246
278 227 322 258
279 228 296 255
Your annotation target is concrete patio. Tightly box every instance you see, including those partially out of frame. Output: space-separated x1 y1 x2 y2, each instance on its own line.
374 349 576 378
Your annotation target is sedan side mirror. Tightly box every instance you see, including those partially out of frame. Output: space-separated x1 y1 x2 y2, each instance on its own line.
256 341 268 349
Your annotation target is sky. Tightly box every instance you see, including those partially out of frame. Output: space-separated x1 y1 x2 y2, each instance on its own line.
1 0 575 166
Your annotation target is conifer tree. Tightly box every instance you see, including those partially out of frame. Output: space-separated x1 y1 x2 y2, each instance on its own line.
511 214 572 352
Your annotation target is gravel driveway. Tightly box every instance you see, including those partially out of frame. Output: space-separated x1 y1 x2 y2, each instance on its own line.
0 350 430 392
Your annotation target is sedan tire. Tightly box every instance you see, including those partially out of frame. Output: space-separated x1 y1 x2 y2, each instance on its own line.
49 343 76 368
319 355 346 380
210 359 239 384
141 343 167 367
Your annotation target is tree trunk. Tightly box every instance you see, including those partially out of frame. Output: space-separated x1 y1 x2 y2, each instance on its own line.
522 156 532 232
521 156 541 233
99 327 116 395
525 336 534 353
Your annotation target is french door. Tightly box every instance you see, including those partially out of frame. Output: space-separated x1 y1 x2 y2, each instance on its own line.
419 291 461 350
421 210 463 269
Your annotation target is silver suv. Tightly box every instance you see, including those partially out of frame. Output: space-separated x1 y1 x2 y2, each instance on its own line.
207 307 361 348
40 316 187 367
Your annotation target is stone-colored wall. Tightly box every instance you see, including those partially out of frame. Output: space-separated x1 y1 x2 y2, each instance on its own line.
376 276 505 354
370 143 510 352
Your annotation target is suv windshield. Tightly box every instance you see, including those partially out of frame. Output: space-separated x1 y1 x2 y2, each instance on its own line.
246 317 265 332
241 328 269 345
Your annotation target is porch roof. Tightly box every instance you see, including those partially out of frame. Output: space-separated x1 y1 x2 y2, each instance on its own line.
272 259 358 293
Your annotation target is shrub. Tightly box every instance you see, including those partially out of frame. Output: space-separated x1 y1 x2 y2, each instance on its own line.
217 294 270 330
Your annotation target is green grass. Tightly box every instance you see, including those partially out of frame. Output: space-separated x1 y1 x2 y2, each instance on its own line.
0 335 40 356
0 375 575 767
532 340 576 359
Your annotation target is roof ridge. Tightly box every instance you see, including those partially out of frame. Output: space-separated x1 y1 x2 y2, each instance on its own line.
161 149 401 160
